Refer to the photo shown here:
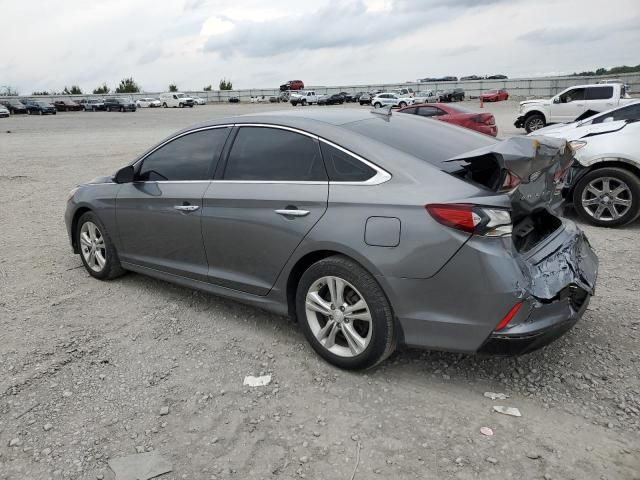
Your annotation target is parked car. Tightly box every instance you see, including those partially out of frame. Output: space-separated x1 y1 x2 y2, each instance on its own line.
136 97 162 108
532 101 640 137
532 118 640 227
358 93 372 105
159 92 194 108
78 98 106 111
486 74 508 80
22 99 57 115
318 93 345 105
65 110 597 369
53 99 83 112
0 105 9 118
413 90 442 104
104 97 137 112
419 76 458 82
280 80 305 91
460 75 482 81
480 89 509 103
228 95 240 103
398 103 497 136
0 98 27 114
191 96 207 105
371 93 414 108
250 95 270 103
440 88 465 102
339 92 355 102
391 88 414 97
290 91 320 106
515 83 633 133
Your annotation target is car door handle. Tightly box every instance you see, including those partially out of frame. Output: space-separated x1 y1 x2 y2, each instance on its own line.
275 209 310 217
174 205 200 212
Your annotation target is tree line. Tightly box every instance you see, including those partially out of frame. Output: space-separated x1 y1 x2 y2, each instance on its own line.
570 64 640 77
1 77 233 96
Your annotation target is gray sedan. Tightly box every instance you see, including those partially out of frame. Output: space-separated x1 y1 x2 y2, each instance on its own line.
65 109 598 369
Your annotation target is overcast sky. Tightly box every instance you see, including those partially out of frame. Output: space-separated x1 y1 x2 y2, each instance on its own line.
1 0 638 93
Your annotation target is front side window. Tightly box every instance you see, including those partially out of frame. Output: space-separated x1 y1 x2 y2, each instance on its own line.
559 88 585 103
224 127 326 182
320 143 376 182
138 128 230 181
585 86 614 100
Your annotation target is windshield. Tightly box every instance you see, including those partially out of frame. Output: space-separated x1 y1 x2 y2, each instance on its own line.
176 93 186 98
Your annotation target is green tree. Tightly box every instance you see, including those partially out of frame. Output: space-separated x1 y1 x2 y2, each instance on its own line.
219 78 233 90
168 83 178 92
32 91 50 95
93 83 110 94
203 85 212 91
63 85 83 95
115 77 140 93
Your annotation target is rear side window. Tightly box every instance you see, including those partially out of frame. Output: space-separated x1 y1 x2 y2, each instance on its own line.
224 127 326 181
320 142 376 182
586 86 613 100
401 107 417 114
417 106 444 117
138 128 230 181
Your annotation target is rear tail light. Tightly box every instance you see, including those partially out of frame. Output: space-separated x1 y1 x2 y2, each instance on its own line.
426 203 512 237
473 114 495 125
494 302 523 331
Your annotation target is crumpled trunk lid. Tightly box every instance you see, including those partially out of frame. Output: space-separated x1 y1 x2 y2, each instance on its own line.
447 136 574 221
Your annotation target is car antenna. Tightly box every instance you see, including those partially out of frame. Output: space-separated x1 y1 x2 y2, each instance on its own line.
371 105 392 117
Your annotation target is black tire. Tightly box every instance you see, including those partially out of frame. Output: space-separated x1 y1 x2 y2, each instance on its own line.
92 106 96 112
27 109 31 115
119 106 124 112
38 110 43 115
399 101 407 108
524 113 545 133
373 102 382 108
572 167 640 227
295 255 396 370
162 102 167 108
302 100 307 106
107 107 111 112
179 102 184 108
76 211 126 280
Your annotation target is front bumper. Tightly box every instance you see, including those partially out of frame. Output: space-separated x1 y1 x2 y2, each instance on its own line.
514 115 525 128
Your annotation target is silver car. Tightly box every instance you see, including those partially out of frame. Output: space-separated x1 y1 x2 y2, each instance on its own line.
65 109 598 369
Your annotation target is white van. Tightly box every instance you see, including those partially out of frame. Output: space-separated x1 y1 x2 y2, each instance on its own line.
159 92 195 108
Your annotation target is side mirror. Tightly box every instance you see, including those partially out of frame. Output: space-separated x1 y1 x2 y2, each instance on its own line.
114 165 135 184
553 97 560 104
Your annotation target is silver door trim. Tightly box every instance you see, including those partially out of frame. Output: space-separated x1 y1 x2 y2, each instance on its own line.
275 209 310 217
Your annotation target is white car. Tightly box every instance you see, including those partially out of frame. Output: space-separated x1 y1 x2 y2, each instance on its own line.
371 93 414 109
136 97 161 108
159 92 195 108
191 96 206 105
533 119 640 227
533 101 640 137
413 90 441 104
0 105 9 117
515 83 633 133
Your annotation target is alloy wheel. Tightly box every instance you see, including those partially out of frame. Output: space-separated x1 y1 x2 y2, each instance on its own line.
528 117 544 131
80 221 106 272
305 276 372 358
581 177 632 221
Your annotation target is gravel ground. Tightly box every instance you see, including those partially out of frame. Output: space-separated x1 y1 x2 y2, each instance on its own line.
1 102 639 480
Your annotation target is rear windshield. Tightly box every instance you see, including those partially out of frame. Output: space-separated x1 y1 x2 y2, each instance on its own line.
343 114 496 171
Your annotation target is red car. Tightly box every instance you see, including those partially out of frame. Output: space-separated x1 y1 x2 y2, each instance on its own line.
280 80 305 91
397 103 497 136
480 89 509 102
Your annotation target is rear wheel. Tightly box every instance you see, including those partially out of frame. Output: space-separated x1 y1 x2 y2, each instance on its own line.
162 102 167 108
524 113 545 133
296 256 396 370
573 167 640 227
373 102 382 108
76 211 126 280
302 100 307 106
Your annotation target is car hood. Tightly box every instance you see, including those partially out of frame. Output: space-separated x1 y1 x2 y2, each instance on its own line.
448 136 574 220
86 175 113 185
530 120 629 142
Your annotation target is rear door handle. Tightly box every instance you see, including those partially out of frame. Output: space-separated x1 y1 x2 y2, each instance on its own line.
174 205 200 212
275 209 310 217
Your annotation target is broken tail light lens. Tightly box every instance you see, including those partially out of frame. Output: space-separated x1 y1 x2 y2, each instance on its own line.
494 302 523 331
426 204 512 237
500 170 522 192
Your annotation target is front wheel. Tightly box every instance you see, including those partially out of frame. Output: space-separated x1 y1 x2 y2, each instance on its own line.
162 103 167 108
373 102 382 108
398 101 407 108
524 113 545 133
302 100 307 106
573 167 640 227
296 256 396 370
76 212 126 280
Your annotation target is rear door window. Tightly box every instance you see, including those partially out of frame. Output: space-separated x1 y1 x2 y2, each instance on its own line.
591 103 640 124
138 128 230 181
585 86 614 100
223 127 326 181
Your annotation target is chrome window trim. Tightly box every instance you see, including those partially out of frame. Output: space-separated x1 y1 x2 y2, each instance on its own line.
128 122 392 186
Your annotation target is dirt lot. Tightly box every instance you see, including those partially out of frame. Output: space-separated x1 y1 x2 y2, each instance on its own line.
1 102 639 480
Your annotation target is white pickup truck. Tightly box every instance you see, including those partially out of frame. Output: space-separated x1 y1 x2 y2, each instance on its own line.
290 91 319 106
515 83 634 133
